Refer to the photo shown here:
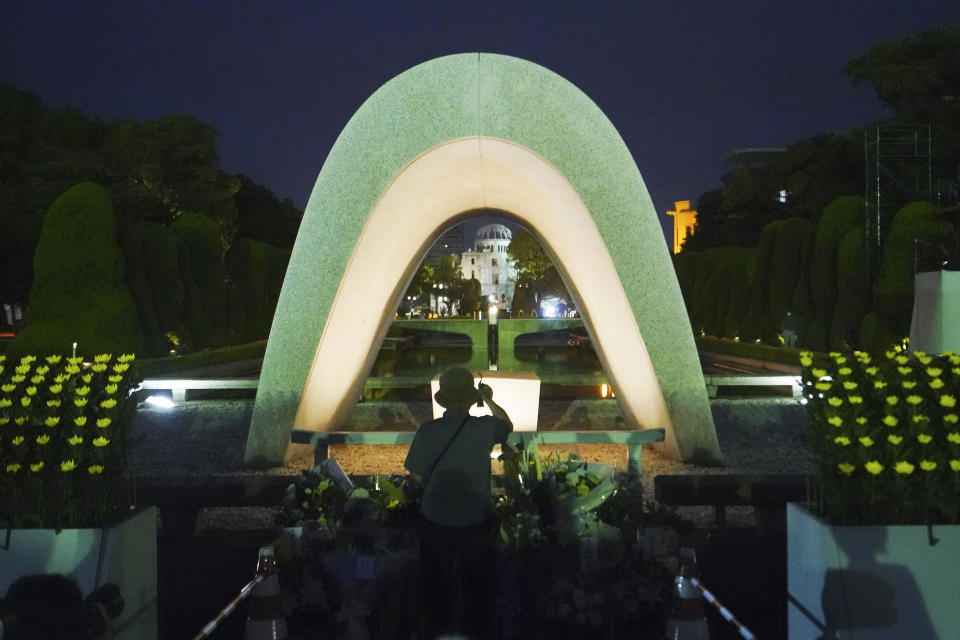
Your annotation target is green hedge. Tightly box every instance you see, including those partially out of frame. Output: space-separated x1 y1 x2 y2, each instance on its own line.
741 221 780 341
829 228 868 350
874 201 954 335
8 183 143 358
806 195 864 351
137 340 267 378
171 213 227 348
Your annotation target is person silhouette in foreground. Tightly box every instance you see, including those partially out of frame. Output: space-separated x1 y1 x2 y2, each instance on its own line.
404 367 514 640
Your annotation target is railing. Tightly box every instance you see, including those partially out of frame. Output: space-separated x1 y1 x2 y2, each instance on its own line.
702 374 801 398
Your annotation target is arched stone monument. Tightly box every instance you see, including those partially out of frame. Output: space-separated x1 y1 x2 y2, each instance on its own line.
243 53 720 467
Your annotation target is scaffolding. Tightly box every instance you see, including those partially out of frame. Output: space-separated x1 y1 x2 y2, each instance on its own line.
865 124 932 278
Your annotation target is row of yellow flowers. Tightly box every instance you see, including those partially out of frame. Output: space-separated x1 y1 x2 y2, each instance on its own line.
0 352 139 527
801 348 960 524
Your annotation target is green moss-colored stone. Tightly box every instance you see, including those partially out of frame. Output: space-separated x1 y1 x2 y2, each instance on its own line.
246 54 718 466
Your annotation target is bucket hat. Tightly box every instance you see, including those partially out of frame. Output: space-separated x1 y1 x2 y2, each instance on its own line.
434 367 480 408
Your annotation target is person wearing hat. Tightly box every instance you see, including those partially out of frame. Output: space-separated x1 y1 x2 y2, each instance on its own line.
405 367 513 639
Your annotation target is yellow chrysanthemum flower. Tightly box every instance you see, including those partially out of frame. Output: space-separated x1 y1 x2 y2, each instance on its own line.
945 414 959 424
104 384 118 395
856 416 868 425
865 460 884 475
94 354 112 363
1 383 15 393
96 417 111 428
48 383 62 394
920 460 937 472
108 375 123 383
941 395 957 408
30 462 43 472
849 395 863 404
913 414 929 423
838 367 852 376
67 356 83 365
918 355 933 365
829 351 841 358
11 435 24 446
834 436 851 446
14 416 27 426
68 435 83 446
10 374 25 383
888 434 904 445
46 399 60 408
0 417 8 425
81 373 92 383
60 460 77 472
902 381 917 389
835 356 847 365
828 397 843 407
44 416 59 427
947 432 960 444
112 363 130 373
929 377 945 389
0 398 11 408
897 367 912 376
811 368 827 378
14 364 30 375
895 355 909 365
5 463 21 473
865 366 879 376
75 386 90 396
858 436 875 447
87 465 104 474
815 382 832 391
827 416 843 427
74 397 88 408
917 433 933 444
25 385 37 396
954 367 960 376
65 364 80 375
45 355 61 364
19 396 31 407
74 416 87 426
30 376 43 385
35 434 50 445
886 396 899 406
92 436 110 447
950 460 960 472
99 398 117 409
91 363 107 372
885 350 897 360
906 395 923 405
926 367 943 377
894 461 915 475
843 381 857 391
118 353 136 362
800 353 813 367
837 463 856 475
883 415 898 427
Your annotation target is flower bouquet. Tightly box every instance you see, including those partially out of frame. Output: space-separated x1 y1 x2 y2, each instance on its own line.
0 353 139 528
800 348 960 525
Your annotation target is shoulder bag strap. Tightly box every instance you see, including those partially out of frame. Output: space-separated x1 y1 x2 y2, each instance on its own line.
421 413 471 490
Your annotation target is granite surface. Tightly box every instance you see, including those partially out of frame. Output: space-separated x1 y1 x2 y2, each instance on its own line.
246 53 715 466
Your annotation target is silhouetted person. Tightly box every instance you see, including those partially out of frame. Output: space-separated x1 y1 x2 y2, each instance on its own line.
404 367 513 639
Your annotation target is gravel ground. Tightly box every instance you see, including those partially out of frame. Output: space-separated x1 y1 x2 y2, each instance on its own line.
130 396 814 530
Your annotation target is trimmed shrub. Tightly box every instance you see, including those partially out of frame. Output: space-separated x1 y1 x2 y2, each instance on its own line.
170 213 228 348
874 201 954 335
792 225 815 340
139 221 188 350
119 220 162 356
859 311 901 355
806 195 864 351
691 248 723 335
740 220 781 341
226 238 277 341
713 247 756 339
672 250 701 314
771 216 812 321
829 228 868 349
8 183 143 357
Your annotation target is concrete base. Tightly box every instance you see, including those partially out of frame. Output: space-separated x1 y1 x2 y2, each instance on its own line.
0 506 158 639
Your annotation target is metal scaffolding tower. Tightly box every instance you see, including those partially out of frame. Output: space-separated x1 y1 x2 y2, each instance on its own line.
865 124 932 278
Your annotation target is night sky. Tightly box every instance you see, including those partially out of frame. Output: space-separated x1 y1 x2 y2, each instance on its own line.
2 1 958 245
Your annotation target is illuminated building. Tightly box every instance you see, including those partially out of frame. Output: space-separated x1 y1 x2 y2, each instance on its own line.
666 200 697 254
460 223 517 309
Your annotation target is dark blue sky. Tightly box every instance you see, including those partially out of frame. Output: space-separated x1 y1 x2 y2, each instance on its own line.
2 1 958 245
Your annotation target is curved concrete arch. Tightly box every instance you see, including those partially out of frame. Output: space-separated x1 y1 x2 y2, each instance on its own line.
244 53 719 467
